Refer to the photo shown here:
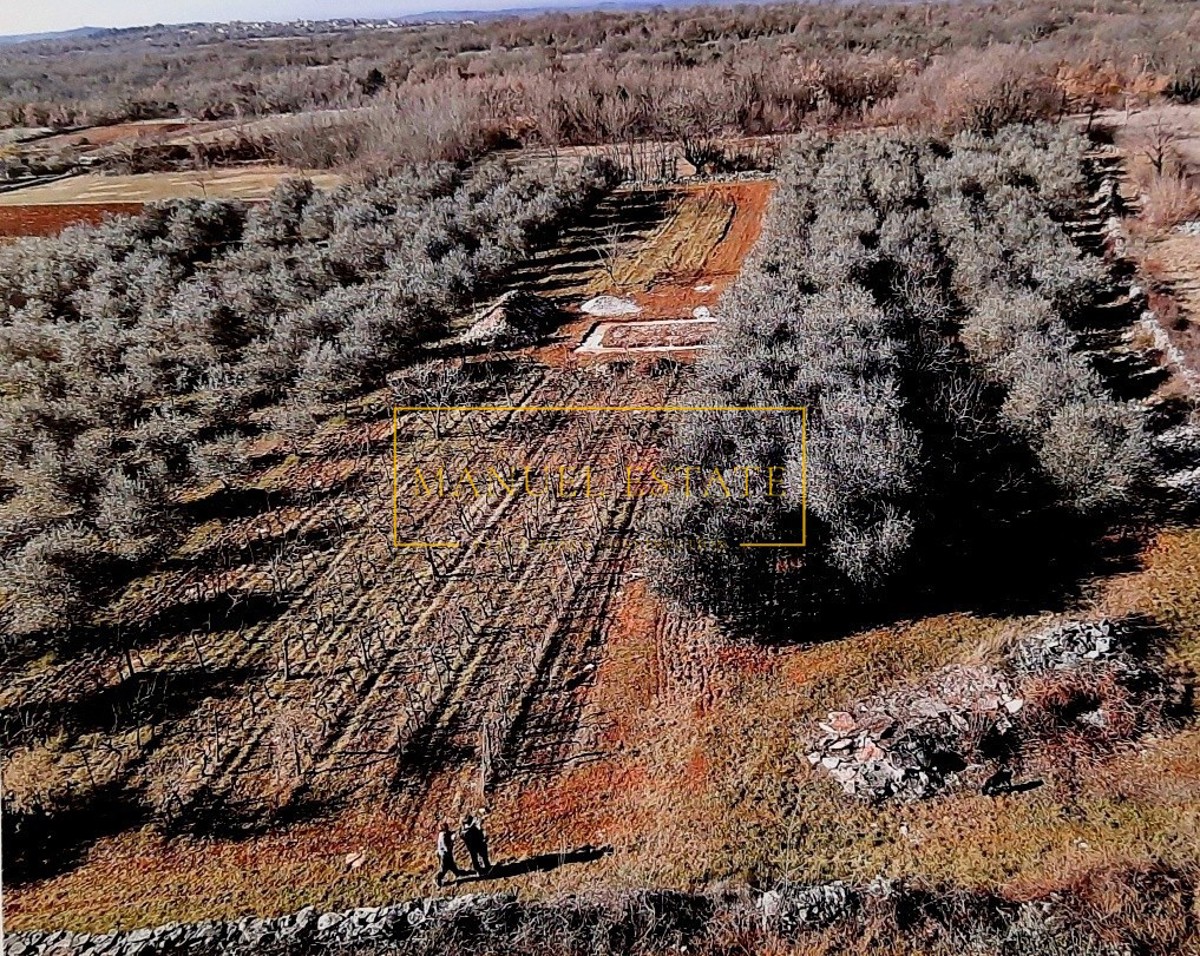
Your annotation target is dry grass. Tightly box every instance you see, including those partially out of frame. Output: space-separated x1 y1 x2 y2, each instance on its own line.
1140 173 1200 231
11 527 1200 932
1114 105 1200 234
0 167 342 206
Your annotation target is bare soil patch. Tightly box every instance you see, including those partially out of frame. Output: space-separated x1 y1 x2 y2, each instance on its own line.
515 179 769 367
0 202 143 237
576 318 717 354
34 120 219 152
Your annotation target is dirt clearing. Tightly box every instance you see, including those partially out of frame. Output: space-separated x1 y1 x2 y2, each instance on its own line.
0 167 344 238
517 178 770 363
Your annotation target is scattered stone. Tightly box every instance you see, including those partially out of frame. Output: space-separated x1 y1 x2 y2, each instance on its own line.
759 882 857 932
1007 618 1141 677
812 616 1179 805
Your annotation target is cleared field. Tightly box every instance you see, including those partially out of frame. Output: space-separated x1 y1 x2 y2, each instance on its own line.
591 180 770 317
518 179 770 363
33 119 227 152
0 167 342 206
157 108 368 149
0 167 345 238
12 513 1200 930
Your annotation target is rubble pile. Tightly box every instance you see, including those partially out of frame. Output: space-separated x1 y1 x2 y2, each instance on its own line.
1009 617 1184 740
810 617 1184 803
580 294 641 316
1007 617 1144 677
758 881 857 932
806 664 1024 802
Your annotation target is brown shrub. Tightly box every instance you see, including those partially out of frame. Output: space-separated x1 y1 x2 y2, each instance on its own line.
871 46 1064 136
1050 862 1197 955
1140 173 1200 231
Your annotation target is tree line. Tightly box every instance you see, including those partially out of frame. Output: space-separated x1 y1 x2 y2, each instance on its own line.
3 1 1200 172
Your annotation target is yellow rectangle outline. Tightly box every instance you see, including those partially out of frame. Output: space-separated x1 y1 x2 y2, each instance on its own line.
392 405 806 549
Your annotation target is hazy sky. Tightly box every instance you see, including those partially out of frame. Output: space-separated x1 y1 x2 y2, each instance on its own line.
0 0 552 35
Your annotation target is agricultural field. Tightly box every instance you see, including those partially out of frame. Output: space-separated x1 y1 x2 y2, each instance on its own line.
0 166 777 929
4 2 1200 949
0 167 343 238
519 180 771 363
5 114 1200 954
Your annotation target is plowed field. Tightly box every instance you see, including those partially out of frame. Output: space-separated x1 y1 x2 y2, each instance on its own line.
0 167 344 237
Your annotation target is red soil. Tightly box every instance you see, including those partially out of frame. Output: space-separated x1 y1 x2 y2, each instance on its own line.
629 180 773 320
603 321 715 349
0 202 143 237
534 179 772 367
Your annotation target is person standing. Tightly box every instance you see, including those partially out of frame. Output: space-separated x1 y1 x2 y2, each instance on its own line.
460 813 491 875
434 821 462 886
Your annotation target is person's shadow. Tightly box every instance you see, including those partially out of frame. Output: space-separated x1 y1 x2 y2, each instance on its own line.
452 844 613 884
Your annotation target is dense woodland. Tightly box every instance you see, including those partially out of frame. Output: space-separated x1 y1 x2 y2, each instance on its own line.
1 0 1199 172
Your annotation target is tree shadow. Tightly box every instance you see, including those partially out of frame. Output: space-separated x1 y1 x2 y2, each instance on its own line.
158 790 339 841
1 664 264 745
450 844 614 885
727 514 1155 647
183 484 282 524
126 588 291 641
161 515 342 574
2 780 148 885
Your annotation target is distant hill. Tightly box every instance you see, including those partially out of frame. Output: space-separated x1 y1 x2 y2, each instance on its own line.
0 2 713 45
0 26 109 46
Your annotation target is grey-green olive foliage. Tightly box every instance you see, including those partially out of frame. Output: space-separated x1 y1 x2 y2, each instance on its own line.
0 158 619 642
646 125 1149 630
